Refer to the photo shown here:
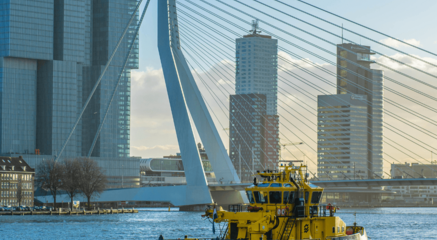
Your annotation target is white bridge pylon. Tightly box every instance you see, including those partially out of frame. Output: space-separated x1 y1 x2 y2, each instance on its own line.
157 0 243 205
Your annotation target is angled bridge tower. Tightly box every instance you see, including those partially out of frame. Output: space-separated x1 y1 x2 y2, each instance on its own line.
158 0 243 205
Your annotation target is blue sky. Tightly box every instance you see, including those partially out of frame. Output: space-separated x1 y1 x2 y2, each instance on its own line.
131 0 437 176
137 0 437 71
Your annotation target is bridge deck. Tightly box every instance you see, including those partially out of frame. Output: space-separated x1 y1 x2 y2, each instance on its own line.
311 178 437 187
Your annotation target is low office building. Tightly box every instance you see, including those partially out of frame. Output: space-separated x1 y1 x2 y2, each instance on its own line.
387 162 437 202
140 143 217 186
0 156 35 206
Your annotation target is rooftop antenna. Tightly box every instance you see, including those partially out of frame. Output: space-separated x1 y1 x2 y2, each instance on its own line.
341 23 344 43
250 19 262 35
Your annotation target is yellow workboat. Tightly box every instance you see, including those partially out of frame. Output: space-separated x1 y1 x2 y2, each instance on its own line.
201 163 369 240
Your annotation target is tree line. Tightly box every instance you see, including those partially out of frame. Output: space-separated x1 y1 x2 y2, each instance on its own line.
36 158 107 210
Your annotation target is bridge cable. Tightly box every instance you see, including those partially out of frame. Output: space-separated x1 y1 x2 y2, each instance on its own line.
296 0 437 57
178 4 436 178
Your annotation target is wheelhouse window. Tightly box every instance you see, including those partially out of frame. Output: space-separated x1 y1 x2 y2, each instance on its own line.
283 191 289 204
311 191 323 204
305 192 309 203
257 183 270 187
270 183 282 187
269 191 282 204
288 192 295 203
253 191 267 203
246 191 255 204
284 183 292 187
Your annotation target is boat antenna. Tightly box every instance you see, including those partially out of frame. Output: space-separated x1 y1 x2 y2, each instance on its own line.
354 212 357 226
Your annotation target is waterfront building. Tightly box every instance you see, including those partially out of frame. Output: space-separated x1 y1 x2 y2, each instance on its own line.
317 43 383 179
140 144 216 186
0 0 139 187
387 162 437 202
391 162 437 179
0 156 34 207
230 21 279 182
317 94 369 180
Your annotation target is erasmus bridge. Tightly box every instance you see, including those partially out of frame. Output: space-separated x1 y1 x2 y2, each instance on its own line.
40 0 437 207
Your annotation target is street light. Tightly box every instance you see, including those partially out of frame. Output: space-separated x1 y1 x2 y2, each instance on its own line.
279 142 303 160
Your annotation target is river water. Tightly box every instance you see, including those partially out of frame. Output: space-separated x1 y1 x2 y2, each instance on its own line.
0 207 436 239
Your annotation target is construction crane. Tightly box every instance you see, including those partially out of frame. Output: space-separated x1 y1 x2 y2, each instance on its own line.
279 142 303 160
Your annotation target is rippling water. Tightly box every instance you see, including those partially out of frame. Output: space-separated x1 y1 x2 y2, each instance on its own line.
1 207 436 239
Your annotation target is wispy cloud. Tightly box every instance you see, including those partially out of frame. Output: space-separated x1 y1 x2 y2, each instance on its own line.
379 38 421 48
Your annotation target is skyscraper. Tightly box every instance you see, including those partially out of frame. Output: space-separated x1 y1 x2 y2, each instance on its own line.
317 94 369 180
0 0 139 186
317 43 383 179
235 21 278 115
229 21 279 182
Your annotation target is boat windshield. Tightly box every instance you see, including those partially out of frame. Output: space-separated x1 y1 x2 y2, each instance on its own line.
253 191 268 203
246 191 255 204
269 191 282 204
283 191 295 204
311 191 323 204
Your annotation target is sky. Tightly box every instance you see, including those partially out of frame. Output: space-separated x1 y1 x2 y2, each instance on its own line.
130 0 437 177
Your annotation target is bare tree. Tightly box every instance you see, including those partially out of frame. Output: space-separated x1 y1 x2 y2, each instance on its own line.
35 159 64 210
62 159 82 210
78 158 107 210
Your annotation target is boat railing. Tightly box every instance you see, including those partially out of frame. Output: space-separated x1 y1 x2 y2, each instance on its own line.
228 204 244 212
318 204 328 217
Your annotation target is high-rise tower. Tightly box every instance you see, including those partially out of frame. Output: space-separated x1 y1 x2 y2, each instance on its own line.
0 1 139 186
229 21 279 182
317 43 383 180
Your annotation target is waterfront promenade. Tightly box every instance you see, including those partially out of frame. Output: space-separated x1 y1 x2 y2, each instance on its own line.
0 208 138 216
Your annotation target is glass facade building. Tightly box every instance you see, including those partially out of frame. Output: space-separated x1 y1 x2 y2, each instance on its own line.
230 22 280 182
0 0 139 164
317 94 369 180
371 70 384 177
235 33 278 115
316 43 384 180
